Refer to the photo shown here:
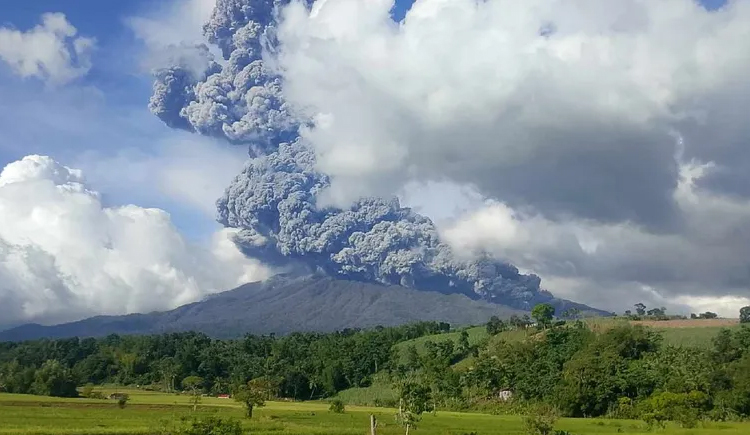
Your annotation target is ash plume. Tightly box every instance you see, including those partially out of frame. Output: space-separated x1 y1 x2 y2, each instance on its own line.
149 0 550 307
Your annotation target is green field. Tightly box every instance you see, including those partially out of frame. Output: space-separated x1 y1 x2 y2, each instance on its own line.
2 389 750 435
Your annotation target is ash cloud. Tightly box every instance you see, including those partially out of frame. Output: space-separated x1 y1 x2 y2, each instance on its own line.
149 0 551 308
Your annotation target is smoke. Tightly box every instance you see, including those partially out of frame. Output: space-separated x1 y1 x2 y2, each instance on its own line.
149 0 550 307
0 155 269 327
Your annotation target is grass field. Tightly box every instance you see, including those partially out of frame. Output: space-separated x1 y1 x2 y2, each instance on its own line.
3 389 750 435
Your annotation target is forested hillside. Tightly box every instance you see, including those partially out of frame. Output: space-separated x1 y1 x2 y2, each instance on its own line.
2 315 750 427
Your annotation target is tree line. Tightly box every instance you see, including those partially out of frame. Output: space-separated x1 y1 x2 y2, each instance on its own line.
0 321 449 399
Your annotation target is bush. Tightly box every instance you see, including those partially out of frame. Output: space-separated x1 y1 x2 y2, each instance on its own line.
177 416 243 435
524 405 559 435
81 384 95 398
639 391 710 427
329 399 345 413
117 394 130 409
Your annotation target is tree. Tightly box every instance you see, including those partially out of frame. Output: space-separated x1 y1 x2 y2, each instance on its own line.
458 331 470 355
183 376 204 411
158 357 179 392
394 378 431 435
233 377 276 418
635 303 647 316
699 312 718 319
531 304 555 329
405 345 421 371
647 307 666 317
562 308 581 320
509 314 523 329
30 360 78 398
486 316 505 335
740 306 750 324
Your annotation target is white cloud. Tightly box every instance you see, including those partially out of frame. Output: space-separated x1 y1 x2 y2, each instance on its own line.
440 154 750 317
276 0 750 224
0 155 268 327
75 133 248 218
262 0 750 316
0 13 95 85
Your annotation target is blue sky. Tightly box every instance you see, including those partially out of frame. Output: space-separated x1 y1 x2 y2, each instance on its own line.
0 0 733 241
1 0 749 321
0 0 422 242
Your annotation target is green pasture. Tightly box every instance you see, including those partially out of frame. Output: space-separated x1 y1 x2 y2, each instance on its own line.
2 390 750 435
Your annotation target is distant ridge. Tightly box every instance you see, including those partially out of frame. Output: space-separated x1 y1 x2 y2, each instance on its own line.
0 274 604 342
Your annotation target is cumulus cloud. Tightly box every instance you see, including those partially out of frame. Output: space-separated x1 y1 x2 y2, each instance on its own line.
275 0 750 228
441 153 750 317
76 133 249 218
0 155 268 327
146 0 750 317
0 13 95 84
147 0 565 312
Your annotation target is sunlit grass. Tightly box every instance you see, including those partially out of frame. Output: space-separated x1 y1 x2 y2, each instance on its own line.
3 391 750 435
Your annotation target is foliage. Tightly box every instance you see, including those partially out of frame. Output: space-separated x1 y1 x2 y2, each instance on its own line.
328 398 345 413
639 391 710 428
523 404 559 435
395 377 432 433
117 393 130 408
741 306 750 324
30 360 78 398
531 304 555 328
176 416 243 435
183 376 204 411
233 377 276 418
0 321 448 401
486 316 506 335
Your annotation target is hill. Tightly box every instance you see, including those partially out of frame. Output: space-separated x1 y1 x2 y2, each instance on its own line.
1 274 520 341
0 273 605 342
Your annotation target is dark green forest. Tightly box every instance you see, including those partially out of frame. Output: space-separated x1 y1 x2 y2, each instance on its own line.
0 322 449 399
2 317 750 426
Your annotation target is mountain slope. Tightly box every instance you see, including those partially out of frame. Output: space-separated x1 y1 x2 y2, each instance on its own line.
0 274 603 341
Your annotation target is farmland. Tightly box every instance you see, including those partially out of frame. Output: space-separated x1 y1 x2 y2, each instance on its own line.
2 389 750 435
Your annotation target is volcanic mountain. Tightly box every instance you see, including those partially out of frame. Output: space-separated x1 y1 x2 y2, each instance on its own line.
0 273 603 341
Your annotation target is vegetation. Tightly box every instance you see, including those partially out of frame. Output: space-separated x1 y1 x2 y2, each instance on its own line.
328 398 345 413
530 303 555 329
3 307 750 433
5 389 750 434
0 321 448 401
741 306 750 324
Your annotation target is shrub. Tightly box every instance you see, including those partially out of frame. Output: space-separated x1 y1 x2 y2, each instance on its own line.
639 390 710 426
117 394 130 409
177 416 242 435
81 383 95 398
524 405 559 435
329 399 345 413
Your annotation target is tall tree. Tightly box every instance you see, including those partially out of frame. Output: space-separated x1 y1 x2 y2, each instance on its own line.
182 376 204 411
233 377 276 418
531 303 555 329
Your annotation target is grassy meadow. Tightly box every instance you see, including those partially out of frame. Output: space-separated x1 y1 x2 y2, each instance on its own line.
3 388 750 435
